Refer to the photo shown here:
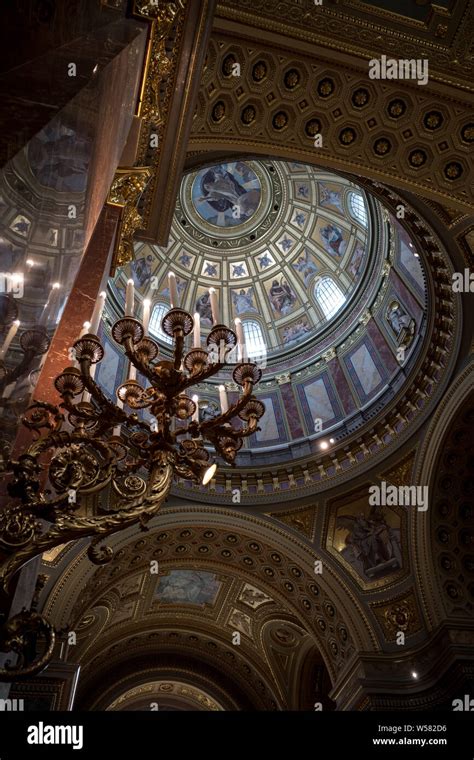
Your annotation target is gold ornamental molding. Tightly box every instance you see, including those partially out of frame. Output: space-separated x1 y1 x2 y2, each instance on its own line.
370 591 423 642
191 35 473 211
129 0 217 244
215 0 474 88
107 166 151 274
133 0 185 125
266 504 316 541
380 450 416 488
106 679 223 711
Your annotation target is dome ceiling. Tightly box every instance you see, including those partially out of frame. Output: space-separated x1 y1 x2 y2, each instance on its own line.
104 159 431 503
125 160 372 355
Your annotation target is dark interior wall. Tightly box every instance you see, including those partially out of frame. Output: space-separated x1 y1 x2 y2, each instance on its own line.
0 3 146 167
0 0 127 75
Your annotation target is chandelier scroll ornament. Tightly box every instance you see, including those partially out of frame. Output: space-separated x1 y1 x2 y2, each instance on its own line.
0 302 265 679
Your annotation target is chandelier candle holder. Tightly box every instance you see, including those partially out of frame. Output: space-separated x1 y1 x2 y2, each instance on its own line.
0 278 265 679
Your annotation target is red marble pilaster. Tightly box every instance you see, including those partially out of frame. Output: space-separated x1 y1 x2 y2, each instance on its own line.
280 381 305 439
12 204 120 456
366 318 399 374
328 357 357 416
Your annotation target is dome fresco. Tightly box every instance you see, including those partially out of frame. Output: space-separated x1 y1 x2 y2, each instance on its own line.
171 159 372 354
110 160 374 357
190 161 263 229
105 159 427 499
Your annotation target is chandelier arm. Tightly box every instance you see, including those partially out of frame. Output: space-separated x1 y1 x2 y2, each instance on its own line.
20 400 64 438
0 610 56 681
60 393 100 425
79 358 128 425
24 429 75 459
241 419 260 436
178 361 225 392
0 458 173 593
173 461 194 479
206 422 257 441
122 457 149 473
122 337 155 384
209 437 241 466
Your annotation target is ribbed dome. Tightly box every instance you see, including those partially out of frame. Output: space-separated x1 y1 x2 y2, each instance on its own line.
112 160 374 358
104 159 427 500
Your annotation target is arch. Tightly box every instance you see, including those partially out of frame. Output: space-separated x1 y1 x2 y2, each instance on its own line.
412 359 474 629
42 506 378 690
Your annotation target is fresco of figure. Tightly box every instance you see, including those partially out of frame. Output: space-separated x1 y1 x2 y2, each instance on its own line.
320 224 347 257
195 291 213 326
268 278 297 316
193 163 261 227
282 318 311 346
319 183 344 213
292 248 319 286
232 287 257 315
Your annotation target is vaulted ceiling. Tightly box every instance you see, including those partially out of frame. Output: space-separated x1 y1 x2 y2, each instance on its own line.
19 0 474 712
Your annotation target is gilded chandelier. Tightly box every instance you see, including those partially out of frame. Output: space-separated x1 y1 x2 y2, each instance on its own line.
0 285 265 679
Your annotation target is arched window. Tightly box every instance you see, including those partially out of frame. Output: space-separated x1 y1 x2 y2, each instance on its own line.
242 320 267 361
148 302 173 345
314 277 346 320
349 192 368 227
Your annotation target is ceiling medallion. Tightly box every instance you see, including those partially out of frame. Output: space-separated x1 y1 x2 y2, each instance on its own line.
339 127 356 145
305 118 322 137
317 78 335 98
211 101 226 123
374 137 392 155
252 61 267 82
351 88 370 108
387 99 407 119
444 162 463 180
191 162 262 228
241 105 257 125
408 149 428 168
222 53 238 77
180 160 278 244
423 111 443 130
272 111 289 130
461 123 474 143
284 68 300 90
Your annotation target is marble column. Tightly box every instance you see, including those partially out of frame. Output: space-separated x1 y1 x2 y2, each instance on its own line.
12 203 121 457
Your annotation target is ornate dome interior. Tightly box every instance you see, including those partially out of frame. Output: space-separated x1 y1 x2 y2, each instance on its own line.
170 160 370 354
1 0 473 723
112 160 377 356
105 158 427 501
